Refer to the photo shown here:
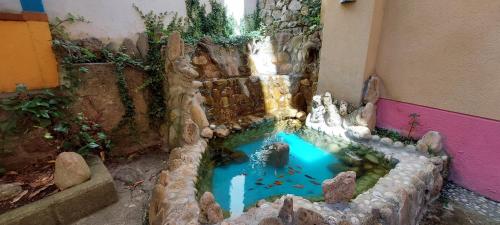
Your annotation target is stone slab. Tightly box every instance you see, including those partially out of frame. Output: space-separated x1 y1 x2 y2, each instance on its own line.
0 156 117 225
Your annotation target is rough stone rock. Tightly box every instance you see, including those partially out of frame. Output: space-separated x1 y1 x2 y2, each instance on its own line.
418 131 443 153
339 100 349 117
431 174 444 197
54 152 91 190
295 207 328 225
199 192 224 224
307 95 325 123
136 32 149 60
278 197 294 225
191 95 209 128
288 0 302 11
201 127 214 139
167 32 184 61
192 55 208 65
0 183 22 201
296 111 307 121
121 38 140 58
393 141 404 148
416 141 429 153
322 171 356 203
346 126 372 140
259 217 284 225
149 184 166 225
363 75 381 104
356 102 376 130
214 125 231 138
262 142 290 167
380 137 394 146
183 119 200 145
323 92 343 127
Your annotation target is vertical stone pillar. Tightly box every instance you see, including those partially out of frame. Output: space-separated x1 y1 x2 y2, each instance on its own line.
317 0 385 105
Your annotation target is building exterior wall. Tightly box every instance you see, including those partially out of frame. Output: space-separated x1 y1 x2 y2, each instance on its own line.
376 0 500 120
0 20 59 93
317 0 384 105
319 0 500 200
43 0 256 43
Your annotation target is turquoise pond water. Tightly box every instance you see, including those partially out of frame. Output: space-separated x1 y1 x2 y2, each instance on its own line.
212 131 341 216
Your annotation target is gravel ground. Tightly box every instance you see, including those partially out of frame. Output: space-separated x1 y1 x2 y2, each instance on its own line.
421 182 500 225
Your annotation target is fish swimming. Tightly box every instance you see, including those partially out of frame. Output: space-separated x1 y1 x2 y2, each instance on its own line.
293 184 304 189
305 174 316 179
255 182 264 185
309 180 321 185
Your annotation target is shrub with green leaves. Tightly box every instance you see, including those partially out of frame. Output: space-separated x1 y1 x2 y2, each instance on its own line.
0 85 70 135
52 113 111 155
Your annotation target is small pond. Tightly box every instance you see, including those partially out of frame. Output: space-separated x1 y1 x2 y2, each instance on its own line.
199 121 394 217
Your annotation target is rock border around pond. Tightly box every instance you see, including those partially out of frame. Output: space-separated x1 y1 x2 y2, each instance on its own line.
224 138 447 225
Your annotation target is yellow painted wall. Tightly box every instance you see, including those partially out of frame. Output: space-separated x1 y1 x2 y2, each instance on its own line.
376 0 500 120
317 0 385 105
0 20 59 93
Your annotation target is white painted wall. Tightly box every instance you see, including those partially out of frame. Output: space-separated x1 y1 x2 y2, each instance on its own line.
42 0 257 43
0 0 22 13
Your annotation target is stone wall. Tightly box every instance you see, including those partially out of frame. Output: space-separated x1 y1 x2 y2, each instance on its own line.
0 63 162 169
71 63 162 156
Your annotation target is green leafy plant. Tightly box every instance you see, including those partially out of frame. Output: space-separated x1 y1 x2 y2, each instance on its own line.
49 13 90 40
299 0 322 34
102 49 143 129
374 127 417 145
0 85 70 135
133 5 176 127
52 113 111 155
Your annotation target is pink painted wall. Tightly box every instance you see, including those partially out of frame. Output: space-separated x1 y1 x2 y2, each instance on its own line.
376 98 500 201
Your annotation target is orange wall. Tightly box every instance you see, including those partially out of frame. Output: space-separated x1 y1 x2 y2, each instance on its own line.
0 20 59 93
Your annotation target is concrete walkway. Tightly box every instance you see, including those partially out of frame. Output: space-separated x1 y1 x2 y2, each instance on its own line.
71 150 168 225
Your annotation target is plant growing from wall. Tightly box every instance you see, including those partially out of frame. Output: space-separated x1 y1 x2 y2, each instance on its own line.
102 49 143 129
407 113 421 138
299 0 323 34
133 5 183 128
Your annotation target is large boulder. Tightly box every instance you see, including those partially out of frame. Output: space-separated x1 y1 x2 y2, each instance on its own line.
199 192 224 224
120 38 141 58
363 75 381 104
417 131 443 153
262 142 290 167
322 171 356 204
54 152 91 190
136 32 149 60
356 102 377 130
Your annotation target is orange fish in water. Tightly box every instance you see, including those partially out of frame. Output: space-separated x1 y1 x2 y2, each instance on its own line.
277 174 285 178
274 180 283 185
293 184 304 189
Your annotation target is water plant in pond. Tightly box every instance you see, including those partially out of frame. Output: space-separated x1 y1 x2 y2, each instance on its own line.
199 121 394 217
